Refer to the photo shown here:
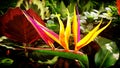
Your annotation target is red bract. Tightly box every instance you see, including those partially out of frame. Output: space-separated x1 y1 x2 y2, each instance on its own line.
116 0 120 15
1 7 45 44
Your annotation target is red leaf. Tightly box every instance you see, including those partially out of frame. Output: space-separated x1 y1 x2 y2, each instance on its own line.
116 0 120 15
0 16 3 36
26 9 45 26
1 7 45 44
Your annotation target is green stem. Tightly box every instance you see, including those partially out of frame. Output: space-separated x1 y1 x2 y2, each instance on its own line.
23 43 28 57
15 47 89 68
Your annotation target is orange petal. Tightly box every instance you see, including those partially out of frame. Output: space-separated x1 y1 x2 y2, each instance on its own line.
56 14 69 51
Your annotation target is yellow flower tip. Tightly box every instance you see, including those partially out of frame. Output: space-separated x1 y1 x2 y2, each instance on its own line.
66 9 70 15
56 14 61 18
75 19 112 51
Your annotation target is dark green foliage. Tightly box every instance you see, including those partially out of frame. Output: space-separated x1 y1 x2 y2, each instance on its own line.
0 0 18 15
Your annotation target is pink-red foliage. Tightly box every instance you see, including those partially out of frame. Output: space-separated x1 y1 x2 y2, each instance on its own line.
1 7 45 44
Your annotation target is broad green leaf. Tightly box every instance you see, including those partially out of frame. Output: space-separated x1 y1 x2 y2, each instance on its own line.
34 50 89 68
95 36 119 68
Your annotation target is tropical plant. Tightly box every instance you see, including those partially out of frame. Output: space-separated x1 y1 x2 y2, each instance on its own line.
0 0 120 68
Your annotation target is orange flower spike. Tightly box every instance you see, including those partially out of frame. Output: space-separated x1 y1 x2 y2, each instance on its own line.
56 10 71 51
56 14 65 47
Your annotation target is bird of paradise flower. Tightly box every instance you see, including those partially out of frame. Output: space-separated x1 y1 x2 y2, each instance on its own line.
23 6 112 53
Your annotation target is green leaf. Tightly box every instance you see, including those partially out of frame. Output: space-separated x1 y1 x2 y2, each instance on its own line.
95 36 119 68
0 57 14 66
68 2 75 14
46 20 60 33
59 1 67 18
34 50 89 68
38 56 59 65
82 0 97 11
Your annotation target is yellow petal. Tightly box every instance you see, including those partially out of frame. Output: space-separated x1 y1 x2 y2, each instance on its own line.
83 20 112 46
72 7 78 45
75 19 103 51
65 9 71 50
56 14 65 40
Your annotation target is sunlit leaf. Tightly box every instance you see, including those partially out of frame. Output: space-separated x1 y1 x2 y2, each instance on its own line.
59 1 68 18
95 36 119 68
68 2 75 14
